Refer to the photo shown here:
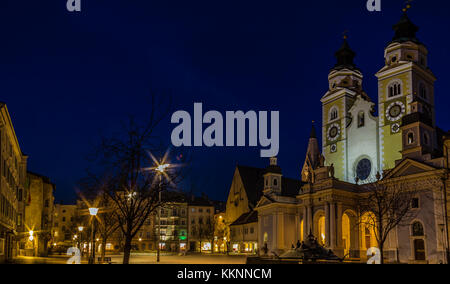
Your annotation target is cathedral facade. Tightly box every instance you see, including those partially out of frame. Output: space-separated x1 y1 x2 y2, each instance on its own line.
254 11 450 264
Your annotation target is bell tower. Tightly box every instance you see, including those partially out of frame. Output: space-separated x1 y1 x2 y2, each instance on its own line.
263 157 282 195
376 6 436 171
321 36 364 182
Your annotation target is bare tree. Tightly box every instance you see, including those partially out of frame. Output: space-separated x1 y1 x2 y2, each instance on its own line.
83 94 186 264
356 178 419 264
192 216 215 252
96 193 120 263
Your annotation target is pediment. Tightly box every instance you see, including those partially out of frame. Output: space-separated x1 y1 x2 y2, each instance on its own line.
255 195 274 208
384 158 437 179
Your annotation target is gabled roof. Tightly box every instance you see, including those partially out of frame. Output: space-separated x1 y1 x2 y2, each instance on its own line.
236 165 303 207
236 165 265 207
230 210 258 226
383 158 438 180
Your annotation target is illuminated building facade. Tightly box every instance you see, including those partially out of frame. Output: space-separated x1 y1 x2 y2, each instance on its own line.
20 172 55 257
255 12 450 264
0 104 28 263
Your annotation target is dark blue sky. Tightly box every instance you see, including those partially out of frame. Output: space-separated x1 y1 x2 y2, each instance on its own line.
1 0 449 203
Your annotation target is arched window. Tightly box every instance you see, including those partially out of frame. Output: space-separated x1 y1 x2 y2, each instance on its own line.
423 133 429 146
330 107 339 121
408 132 414 144
419 83 427 100
412 222 424 236
273 178 278 186
358 111 365 128
388 81 402 98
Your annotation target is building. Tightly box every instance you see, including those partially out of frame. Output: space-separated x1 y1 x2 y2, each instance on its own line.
255 10 450 264
156 199 188 252
229 210 258 254
213 211 229 253
187 196 215 252
0 103 28 263
19 172 55 256
52 204 78 250
225 159 301 254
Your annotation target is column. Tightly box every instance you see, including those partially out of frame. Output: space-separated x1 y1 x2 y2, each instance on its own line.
337 203 343 248
330 202 336 248
325 203 330 247
303 206 308 241
278 212 285 250
307 206 313 236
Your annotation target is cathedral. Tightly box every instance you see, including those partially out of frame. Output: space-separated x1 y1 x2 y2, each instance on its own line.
249 10 450 263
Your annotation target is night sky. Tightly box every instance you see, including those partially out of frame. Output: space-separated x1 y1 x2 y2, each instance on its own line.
1 0 449 203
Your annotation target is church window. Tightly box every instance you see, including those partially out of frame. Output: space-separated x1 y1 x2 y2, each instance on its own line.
411 198 420 209
408 132 415 144
412 222 424 237
357 111 365 128
420 56 425 66
273 178 278 186
388 81 402 98
330 107 339 121
356 158 371 181
423 133 429 146
419 83 427 100
391 56 397 63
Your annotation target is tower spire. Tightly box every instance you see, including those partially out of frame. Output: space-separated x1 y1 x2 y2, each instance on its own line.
391 1 420 44
333 34 358 71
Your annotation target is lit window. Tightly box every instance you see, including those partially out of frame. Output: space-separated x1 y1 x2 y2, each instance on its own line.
408 132 414 144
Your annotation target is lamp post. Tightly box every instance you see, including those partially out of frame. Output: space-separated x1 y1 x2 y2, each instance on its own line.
78 226 84 256
88 208 99 264
155 163 170 263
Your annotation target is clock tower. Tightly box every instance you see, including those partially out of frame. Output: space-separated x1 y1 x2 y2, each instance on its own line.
376 10 436 171
321 37 364 181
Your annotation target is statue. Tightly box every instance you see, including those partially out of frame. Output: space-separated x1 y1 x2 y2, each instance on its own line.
319 154 325 167
307 168 313 184
329 163 335 178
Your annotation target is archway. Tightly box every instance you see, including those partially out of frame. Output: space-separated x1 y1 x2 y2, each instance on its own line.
313 210 326 246
411 221 426 261
360 212 377 250
342 210 359 258
300 219 304 242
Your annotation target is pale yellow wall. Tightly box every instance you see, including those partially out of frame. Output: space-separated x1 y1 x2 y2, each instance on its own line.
225 168 250 224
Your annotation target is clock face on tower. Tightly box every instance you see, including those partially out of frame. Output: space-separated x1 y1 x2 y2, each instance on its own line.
386 101 406 122
327 123 341 142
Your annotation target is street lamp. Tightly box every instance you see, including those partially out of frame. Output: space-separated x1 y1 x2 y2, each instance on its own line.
78 226 84 255
155 163 170 263
89 207 98 264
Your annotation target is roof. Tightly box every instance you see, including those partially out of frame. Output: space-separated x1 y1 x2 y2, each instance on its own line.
236 165 303 206
332 38 359 72
27 171 56 188
390 12 421 45
230 210 258 226
281 177 303 197
236 165 266 207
